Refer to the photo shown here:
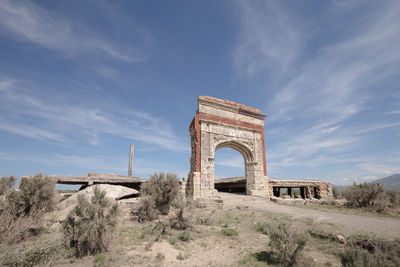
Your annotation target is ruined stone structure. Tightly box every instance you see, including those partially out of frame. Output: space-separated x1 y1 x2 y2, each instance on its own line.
268 178 332 199
214 177 332 199
185 96 269 198
184 96 333 200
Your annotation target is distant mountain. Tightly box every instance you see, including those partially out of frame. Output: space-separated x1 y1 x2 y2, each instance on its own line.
370 174 400 191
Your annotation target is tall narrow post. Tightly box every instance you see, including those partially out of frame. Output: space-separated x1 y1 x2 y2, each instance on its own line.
128 144 134 176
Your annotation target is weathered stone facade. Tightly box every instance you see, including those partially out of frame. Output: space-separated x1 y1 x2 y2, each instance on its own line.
214 177 333 199
185 96 269 198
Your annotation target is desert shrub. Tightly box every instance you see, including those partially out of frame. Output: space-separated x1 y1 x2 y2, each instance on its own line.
140 172 180 214
266 222 307 267
343 182 389 212
0 208 42 245
62 186 118 256
178 231 191 242
169 198 192 230
386 190 400 208
220 228 238 237
0 174 55 245
255 222 268 234
332 187 341 199
0 175 16 195
6 174 56 216
135 196 158 222
339 243 400 267
340 246 373 267
1 239 63 266
169 236 178 245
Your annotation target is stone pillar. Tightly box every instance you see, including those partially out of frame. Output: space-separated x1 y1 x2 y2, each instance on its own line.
288 187 294 198
314 187 321 199
305 186 312 199
245 162 269 197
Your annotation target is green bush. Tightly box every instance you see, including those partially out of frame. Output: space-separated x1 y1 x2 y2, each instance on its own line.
62 186 118 256
178 231 191 242
266 222 307 266
220 228 238 237
140 172 180 214
0 175 16 195
343 183 388 212
255 222 268 234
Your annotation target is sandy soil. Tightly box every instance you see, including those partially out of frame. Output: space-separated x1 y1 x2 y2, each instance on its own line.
4 192 399 267
219 192 400 239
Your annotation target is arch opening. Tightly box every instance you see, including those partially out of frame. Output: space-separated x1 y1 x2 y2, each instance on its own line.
214 147 246 194
213 141 256 194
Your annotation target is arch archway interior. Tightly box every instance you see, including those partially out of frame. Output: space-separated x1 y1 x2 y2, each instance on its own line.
214 147 246 193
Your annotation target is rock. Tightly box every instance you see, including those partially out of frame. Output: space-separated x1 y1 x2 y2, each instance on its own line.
336 234 346 244
57 184 138 210
49 184 138 223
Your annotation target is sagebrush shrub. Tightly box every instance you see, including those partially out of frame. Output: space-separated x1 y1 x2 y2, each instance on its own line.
169 198 192 230
0 173 55 245
0 175 16 195
136 196 158 222
266 222 307 266
2 239 63 266
343 182 388 212
62 186 118 256
6 173 56 216
332 186 341 199
140 172 180 214
386 190 400 208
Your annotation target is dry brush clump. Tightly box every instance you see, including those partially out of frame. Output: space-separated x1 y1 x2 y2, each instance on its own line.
343 182 389 213
0 174 56 245
134 172 181 222
266 222 307 267
169 197 193 230
339 238 400 267
62 186 118 257
0 175 16 195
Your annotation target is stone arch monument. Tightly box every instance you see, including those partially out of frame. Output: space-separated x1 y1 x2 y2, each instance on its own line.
185 96 269 198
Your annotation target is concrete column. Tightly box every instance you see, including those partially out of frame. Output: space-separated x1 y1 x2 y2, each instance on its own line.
305 186 312 199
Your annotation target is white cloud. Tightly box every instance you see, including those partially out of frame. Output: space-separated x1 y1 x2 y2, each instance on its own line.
0 0 149 62
234 1 400 181
0 78 188 151
215 154 244 168
234 1 304 78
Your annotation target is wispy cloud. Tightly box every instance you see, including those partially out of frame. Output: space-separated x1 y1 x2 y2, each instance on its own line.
0 78 188 151
0 150 187 178
234 1 400 181
234 1 303 78
215 154 244 168
0 0 149 62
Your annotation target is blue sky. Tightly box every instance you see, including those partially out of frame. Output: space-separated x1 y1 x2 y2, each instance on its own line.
0 0 399 186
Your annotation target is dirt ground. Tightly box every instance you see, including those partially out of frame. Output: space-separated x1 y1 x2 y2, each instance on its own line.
2 192 400 266
220 193 400 239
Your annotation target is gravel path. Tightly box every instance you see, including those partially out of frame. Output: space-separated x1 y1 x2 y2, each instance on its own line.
219 193 400 239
